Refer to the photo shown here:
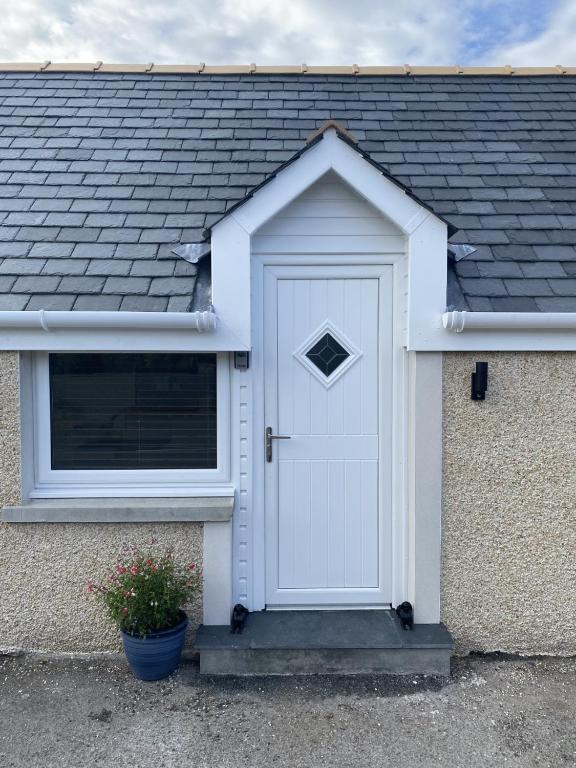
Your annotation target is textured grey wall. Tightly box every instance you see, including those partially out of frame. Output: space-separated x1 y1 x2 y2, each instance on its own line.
0 352 21 508
443 352 576 655
0 352 203 653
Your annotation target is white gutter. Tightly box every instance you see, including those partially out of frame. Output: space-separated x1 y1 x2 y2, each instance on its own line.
0 310 217 332
443 310 576 333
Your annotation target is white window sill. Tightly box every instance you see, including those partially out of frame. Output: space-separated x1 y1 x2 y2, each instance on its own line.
0 496 234 523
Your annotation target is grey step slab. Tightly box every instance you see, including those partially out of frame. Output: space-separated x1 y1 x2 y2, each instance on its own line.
195 610 454 651
196 610 454 676
199 647 452 676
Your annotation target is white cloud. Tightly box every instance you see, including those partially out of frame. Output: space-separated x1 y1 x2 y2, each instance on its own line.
482 1 576 65
0 0 569 66
0 0 467 64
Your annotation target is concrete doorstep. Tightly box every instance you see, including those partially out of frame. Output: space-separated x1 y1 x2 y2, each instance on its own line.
196 610 454 675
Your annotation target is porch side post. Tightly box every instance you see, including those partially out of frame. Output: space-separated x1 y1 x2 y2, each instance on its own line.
408 351 443 623
203 520 233 625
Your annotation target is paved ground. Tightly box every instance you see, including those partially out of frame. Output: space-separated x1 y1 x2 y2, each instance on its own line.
1 654 575 768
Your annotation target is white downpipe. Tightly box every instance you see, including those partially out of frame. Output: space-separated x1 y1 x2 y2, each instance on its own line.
0 310 217 332
443 310 576 333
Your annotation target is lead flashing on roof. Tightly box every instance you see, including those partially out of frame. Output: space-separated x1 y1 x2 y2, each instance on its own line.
0 62 574 75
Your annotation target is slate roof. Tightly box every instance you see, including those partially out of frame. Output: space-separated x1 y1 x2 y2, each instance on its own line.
1 69 576 312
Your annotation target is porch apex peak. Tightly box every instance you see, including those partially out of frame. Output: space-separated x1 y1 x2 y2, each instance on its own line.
306 119 359 145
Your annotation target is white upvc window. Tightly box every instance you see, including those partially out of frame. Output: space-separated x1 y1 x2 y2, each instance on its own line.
29 351 231 498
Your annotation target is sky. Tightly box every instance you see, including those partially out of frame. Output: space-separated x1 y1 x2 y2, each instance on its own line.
0 0 572 66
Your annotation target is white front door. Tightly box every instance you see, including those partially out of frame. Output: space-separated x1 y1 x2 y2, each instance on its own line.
263 264 393 607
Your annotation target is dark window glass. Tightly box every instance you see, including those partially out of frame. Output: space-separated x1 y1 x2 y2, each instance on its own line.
305 333 349 377
49 353 217 470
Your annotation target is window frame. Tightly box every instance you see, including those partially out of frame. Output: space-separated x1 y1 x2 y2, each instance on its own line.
30 351 231 497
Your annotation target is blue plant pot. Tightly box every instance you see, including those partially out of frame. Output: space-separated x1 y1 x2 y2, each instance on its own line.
121 611 188 681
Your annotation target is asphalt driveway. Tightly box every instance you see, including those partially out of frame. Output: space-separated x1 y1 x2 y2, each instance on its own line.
1 653 574 768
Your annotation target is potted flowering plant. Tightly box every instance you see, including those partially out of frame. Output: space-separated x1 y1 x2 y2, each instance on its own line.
88 542 201 681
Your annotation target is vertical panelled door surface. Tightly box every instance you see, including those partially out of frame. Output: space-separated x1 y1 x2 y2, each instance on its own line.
264 265 393 606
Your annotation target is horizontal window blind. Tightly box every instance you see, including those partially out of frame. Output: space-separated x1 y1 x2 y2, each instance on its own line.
49 353 217 470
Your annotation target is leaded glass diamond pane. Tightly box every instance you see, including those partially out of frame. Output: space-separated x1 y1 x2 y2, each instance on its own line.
305 332 350 377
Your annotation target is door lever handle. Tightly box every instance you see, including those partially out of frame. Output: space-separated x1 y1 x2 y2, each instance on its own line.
265 426 291 462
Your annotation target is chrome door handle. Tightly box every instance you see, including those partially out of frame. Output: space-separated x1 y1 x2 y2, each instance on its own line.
265 426 291 462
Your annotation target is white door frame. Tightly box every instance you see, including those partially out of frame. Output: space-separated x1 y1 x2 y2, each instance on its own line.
250 252 410 611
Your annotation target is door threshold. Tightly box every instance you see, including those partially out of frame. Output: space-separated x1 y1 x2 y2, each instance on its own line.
265 604 393 611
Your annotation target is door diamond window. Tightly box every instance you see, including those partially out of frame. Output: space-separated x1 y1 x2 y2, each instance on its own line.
293 321 362 388
305 333 350 377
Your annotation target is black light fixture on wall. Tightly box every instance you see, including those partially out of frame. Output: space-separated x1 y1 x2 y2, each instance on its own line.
471 362 488 401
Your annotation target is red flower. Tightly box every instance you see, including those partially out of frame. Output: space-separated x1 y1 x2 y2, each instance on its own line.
130 565 139 576
116 565 127 574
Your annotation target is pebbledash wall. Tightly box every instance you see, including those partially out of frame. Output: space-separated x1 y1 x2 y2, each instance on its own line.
1 349 575 654
0 352 203 653
442 351 576 655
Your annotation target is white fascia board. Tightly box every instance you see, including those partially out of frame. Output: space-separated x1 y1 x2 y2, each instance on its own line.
0 310 248 351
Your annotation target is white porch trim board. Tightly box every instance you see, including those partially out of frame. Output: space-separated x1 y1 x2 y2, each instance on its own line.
203 520 234 625
211 128 448 352
407 352 443 624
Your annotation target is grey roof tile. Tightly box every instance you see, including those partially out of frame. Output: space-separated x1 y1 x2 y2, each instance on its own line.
58 276 106 294
167 296 193 312
26 294 76 310
1 72 576 310
490 296 539 311
0 293 28 309
520 262 567 278
148 276 196 296
29 242 74 258
12 275 61 293
73 294 122 310
459 277 508 297
115 243 159 260
42 258 89 275
174 260 198 277
130 260 175 277
467 296 494 311
0 242 32 257
505 278 553 296
477 262 523 278
86 259 132 276
98 228 141 243
535 296 576 311
549 278 576 296
71 243 115 259
103 276 150 295
534 245 576 261
119 295 169 312
0 257 46 275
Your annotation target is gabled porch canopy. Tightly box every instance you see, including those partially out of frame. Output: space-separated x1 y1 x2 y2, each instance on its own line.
211 122 452 350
